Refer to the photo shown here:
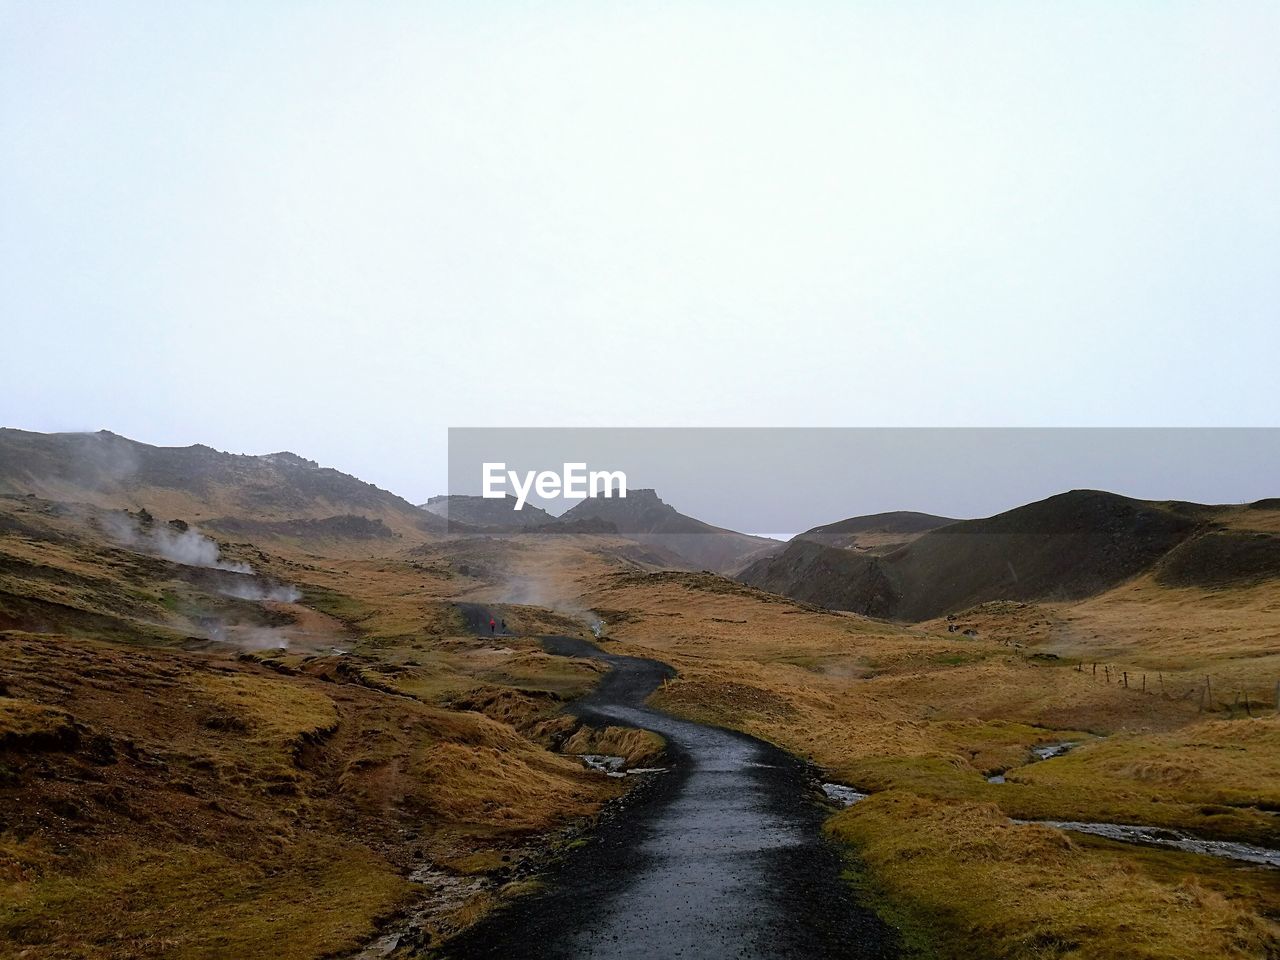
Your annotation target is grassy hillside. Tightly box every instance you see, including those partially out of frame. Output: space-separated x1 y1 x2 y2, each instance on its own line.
5 429 1278 960
0 429 442 539
0 486 658 959
741 490 1279 620
580 569 1280 960
795 510 957 552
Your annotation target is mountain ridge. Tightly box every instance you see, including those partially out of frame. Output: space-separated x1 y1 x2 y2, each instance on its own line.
739 489 1280 620
557 488 782 573
795 509 958 552
0 428 443 536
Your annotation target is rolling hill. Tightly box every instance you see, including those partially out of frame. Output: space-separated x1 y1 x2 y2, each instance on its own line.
419 494 555 531
0 428 442 538
739 490 1280 620
795 510 957 552
554 488 782 573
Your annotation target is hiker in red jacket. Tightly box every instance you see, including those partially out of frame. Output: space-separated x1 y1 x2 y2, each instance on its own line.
489 617 496 634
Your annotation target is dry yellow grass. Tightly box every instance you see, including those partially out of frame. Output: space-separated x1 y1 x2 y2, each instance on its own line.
829 792 1280 960
0 625 617 959
932 577 1280 700
1009 716 1280 837
7 486 1279 960
1046 578 1280 689
562 725 666 766
0 835 410 960
0 697 77 747
573 567 1280 958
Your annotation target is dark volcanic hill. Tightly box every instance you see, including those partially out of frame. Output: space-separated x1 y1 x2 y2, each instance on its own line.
0 428 441 536
739 490 1279 620
796 510 957 552
555 489 782 573
420 494 554 531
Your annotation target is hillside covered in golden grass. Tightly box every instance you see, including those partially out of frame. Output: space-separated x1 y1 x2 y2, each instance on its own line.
579 565 1280 959
0 463 658 957
1 429 1278 960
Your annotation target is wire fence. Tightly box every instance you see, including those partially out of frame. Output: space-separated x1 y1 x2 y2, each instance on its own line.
1070 660 1280 717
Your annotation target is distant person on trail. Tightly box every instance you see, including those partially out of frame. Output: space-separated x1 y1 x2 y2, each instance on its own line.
489 617 496 634
501 619 506 632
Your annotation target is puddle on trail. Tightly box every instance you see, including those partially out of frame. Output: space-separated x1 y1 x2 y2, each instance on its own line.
1017 820 1280 868
821 783 868 807
988 740 1081 784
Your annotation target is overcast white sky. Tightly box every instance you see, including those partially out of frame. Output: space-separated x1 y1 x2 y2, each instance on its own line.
3 2 1278 504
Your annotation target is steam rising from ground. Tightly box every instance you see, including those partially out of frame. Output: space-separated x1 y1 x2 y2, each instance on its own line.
217 578 302 603
200 620 294 651
104 512 252 573
497 570 604 636
103 510 305 650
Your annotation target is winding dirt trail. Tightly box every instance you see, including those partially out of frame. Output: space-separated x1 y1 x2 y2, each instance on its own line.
444 635 898 960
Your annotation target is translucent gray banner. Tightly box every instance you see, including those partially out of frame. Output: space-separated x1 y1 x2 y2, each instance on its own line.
440 428 1279 536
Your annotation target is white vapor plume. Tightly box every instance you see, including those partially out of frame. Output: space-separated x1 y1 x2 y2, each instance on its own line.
230 626 293 651
104 512 253 573
497 569 603 635
100 510 306 653
200 619 292 651
218 578 302 603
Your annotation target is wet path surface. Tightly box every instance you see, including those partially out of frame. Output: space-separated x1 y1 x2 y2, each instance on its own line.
443 636 898 960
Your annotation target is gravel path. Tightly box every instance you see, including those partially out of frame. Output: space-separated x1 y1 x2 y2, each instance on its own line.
442 635 898 960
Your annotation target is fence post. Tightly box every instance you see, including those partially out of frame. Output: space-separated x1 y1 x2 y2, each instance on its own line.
1244 691 1252 717
1123 671 1129 689
1092 663 1097 677
1142 674 1146 693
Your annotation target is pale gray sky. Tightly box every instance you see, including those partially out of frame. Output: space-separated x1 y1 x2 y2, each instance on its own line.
3 2 1278 503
